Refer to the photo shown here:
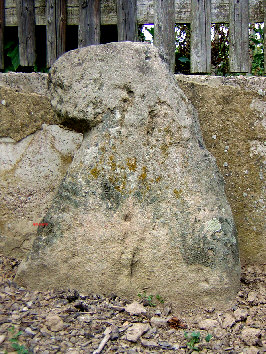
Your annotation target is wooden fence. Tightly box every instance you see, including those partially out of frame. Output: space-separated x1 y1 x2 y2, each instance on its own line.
0 0 265 73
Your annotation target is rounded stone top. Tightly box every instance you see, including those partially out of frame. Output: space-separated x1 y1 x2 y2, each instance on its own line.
48 42 180 129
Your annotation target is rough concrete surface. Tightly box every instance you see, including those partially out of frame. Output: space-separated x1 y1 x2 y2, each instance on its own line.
0 72 49 95
16 43 240 310
0 86 60 142
176 74 265 265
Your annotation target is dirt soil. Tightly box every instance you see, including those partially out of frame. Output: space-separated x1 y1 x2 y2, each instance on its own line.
0 255 265 353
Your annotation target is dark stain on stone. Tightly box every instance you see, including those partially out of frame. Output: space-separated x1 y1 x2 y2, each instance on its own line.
198 139 204 148
147 108 156 135
130 249 138 277
180 230 217 268
30 213 62 258
220 217 240 264
124 85 134 98
123 213 132 222
179 217 239 270
57 180 80 208
100 179 121 210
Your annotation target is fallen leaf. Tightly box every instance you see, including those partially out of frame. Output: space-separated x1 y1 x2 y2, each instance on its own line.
167 316 187 329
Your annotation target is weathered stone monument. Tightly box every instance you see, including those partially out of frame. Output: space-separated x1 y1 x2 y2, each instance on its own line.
16 42 240 309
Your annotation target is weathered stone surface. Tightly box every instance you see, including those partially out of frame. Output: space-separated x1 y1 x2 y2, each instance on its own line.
222 313 236 328
0 72 49 95
198 318 220 330
16 42 240 309
0 124 83 258
45 314 64 332
240 328 261 346
125 301 147 316
126 323 150 342
0 86 59 142
176 74 266 265
150 316 169 328
234 308 249 322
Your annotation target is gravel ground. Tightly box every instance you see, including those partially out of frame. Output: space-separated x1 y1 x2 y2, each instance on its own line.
0 255 265 353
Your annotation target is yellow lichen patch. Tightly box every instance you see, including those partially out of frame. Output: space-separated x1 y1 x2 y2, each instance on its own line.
160 143 168 156
139 166 147 181
173 188 182 198
164 126 173 136
155 176 162 183
126 157 137 172
108 155 117 171
114 178 126 192
90 166 101 179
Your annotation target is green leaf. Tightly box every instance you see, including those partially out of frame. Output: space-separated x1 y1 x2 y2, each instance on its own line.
145 26 154 39
12 342 21 350
178 56 190 63
4 41 15 50
10 46 20 71
156 294 164 303
254 53 263 59
205 334 212 342
18 345 29 354
12 342 29 354
191 331 200 339
250 38 260 45
14 331 23 338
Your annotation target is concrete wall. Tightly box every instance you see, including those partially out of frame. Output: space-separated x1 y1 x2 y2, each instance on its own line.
176 75 265 265
0 73 83 258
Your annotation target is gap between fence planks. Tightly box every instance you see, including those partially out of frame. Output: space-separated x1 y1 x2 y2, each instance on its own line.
190 0 211 73
0 0 4 69
154 0 176 73
79 0 101 47
17 0 36 67
229 0 249 72
46 0 66 67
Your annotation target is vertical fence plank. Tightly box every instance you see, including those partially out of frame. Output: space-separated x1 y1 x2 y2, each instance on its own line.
47 0 66 67
0 0 4 69
17 0 36 66
117 0 137 41
47 0 56 67
56 0 66 57
229 0 249 72
263 0 266 74
154 0 175 73
190 0 211 73
79 0 101 47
